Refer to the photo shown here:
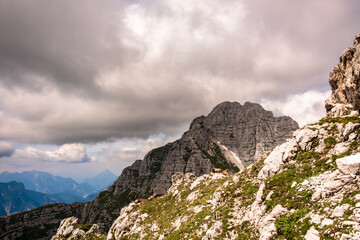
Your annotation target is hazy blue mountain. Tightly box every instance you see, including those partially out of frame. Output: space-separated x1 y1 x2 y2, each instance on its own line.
82 169 117 191
0 181 56 216
47 192 87 204
0 170 96 197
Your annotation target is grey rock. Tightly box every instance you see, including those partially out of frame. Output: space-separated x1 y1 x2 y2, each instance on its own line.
331 204 350 218
305 227 320 240
51 216 102 240
343 122 360 141
321 218 334 227
326 33 360 117
52 217 78 238
329 142 350 156
203 102 298 167
258 204 288 240
337 153 360 175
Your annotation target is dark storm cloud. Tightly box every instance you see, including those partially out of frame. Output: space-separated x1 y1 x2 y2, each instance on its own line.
0 0 137 94
0 0 360 144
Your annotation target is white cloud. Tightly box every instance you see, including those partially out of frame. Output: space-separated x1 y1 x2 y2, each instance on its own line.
260 90 331 127
15 143 95 163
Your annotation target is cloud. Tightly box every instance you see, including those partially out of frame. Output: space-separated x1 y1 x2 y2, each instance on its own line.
88 133 176 163
15 143 94 163
260 90 331 127
0 0 359 144
0 141 14 157
0 135 176 180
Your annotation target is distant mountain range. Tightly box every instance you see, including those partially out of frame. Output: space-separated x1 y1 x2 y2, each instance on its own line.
0 169 117 216
0 170 94 196
0 181 56 216
82 169 117 191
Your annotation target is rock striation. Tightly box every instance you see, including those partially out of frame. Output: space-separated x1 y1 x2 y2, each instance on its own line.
326 33 360 117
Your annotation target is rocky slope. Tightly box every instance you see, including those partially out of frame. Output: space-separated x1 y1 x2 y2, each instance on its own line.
106 114 360 240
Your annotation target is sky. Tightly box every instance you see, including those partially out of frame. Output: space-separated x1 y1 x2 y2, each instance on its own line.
0 0 359 181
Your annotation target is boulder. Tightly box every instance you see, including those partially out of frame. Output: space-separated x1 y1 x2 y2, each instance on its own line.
336 153 360 175
53 217 78 238
305 226 320 240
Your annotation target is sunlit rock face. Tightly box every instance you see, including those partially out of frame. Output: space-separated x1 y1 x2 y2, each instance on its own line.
326 34 360 117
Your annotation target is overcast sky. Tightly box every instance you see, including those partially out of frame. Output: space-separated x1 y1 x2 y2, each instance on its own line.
0 0 359 181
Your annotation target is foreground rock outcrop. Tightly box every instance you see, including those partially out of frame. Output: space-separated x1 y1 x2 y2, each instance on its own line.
51 217 105 240
326 33 360 117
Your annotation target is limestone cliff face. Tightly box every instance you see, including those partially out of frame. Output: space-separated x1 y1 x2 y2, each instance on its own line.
112 101 298 198
204 101 298 167
326 34 360 117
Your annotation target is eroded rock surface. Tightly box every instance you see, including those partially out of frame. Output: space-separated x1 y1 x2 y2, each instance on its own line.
326 34 360 117
51 216 103 240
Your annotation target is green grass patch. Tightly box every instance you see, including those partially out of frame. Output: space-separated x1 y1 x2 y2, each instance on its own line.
78 234 107 240
237 221 258 239
275 209 311 240
264 151 335 211
76 224 93 232
324 137 337 149
319 116 360 126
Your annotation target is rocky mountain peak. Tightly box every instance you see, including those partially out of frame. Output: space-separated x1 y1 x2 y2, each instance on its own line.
326 33 360 117
204 101 298 167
